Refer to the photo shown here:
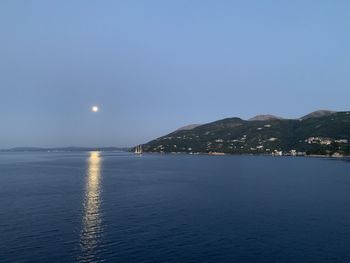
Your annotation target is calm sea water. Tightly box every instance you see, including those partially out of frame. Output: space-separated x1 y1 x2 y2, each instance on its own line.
1 152 350 263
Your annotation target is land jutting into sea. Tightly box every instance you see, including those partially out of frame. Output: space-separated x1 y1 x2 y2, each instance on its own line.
139 110 350 157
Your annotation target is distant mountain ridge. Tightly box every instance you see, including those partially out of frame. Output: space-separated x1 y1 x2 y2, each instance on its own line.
175 110 337 130
176 124 202 131
140 110 350 156
248 114 283 121
300 110 336 120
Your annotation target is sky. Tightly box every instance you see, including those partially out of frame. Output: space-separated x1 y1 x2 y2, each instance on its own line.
1 0 349 148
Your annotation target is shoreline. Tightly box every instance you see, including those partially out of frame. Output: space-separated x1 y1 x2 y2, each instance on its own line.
140 151 350 159
1 150 349 159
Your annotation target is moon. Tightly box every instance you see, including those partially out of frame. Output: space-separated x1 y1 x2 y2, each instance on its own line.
92 106 99 112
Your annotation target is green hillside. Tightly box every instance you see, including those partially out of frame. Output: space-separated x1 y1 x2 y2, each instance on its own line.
141 111 350 156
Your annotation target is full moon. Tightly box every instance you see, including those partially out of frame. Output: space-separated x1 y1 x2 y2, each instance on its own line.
92 106 99 112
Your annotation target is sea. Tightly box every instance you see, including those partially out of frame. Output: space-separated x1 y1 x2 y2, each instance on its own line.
1 151 350 263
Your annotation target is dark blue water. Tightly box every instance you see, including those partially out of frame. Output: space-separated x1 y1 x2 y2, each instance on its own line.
1 152 350 263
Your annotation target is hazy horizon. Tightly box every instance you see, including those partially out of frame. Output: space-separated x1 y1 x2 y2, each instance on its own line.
1 1 350 148
1 109 347 149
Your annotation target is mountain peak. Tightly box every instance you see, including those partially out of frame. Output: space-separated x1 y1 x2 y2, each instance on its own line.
301 110 336 120
248 114 283 121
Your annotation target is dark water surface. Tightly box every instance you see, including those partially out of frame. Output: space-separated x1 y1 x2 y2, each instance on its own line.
1 152 350 263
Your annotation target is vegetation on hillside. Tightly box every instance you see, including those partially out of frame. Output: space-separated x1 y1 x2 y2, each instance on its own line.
141 111 350 156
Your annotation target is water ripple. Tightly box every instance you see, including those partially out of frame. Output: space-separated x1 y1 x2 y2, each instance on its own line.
77 152 103 263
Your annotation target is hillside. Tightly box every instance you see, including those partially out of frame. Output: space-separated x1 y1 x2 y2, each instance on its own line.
300 110 336 120
248 114 283 121
141 111 350 156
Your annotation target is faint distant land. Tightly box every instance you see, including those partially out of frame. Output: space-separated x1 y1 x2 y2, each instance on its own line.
140 110 350 157
1 147 129 152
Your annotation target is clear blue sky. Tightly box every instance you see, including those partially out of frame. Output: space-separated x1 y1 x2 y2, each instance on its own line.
1 1 349 148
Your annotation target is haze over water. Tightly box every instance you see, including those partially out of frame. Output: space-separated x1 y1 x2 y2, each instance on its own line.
1 152 350 262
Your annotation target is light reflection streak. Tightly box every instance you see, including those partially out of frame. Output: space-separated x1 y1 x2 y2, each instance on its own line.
78 151 103 262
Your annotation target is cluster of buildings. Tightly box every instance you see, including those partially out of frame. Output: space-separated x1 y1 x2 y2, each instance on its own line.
305 137 348 145
272 149 306 156
151 133 348 157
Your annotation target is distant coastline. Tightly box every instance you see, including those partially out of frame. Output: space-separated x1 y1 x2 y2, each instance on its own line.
1 148 349 159
134 151 350 158
0 146 130 152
